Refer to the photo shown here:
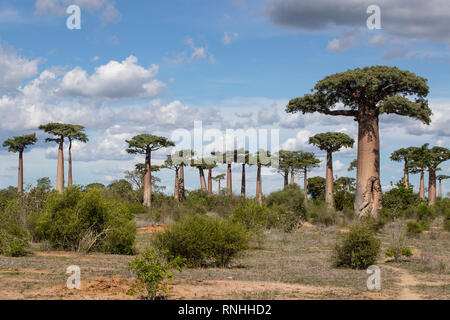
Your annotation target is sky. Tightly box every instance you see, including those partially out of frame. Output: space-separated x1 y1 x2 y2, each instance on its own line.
0 0 449 196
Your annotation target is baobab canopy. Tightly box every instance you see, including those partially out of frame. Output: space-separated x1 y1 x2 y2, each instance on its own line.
286 66 432 218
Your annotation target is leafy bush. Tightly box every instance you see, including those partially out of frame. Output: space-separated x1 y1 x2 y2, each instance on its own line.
333 224 381 269
406 221 423 237
416 204 436 222
435 198 450 217
0 200 30 257
445 212 450 231
152 215 249 267
385 224 412 262
128 247 185 300
307 202 337 226
37 187 136 254
386 247 413 262
231 200 277 232
265 185 307 220
382 181 424 217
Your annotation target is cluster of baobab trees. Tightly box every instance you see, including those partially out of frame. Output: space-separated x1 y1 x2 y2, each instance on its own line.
2 66 449 219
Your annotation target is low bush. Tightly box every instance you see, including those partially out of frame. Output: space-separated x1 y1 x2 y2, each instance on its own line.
265 185 307 221
128 247 185 300
333 223 381 269
416 204 436 222
152 215 249 267
385 224 413 262
0 200 30 257
406 221 423 237
444 212 450 231
307 202 337 226
386 247 413 262
37 187 136 254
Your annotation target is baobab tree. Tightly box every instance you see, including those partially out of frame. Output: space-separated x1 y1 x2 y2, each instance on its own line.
65 125 88 187
126 134 175 207
204 160 217 194
287 66 431 217
3 133 38 193
213 174 226 194
193 160 209 192
277 150 294 188
309 132 354 209
251 150 272 204
437 175 450 199
390 147 416 189
164 155 181 200
173 149 195 200
39 123 74 193
236 149 251 197
295 151 321 198
408 144 429 200
424 146 450 206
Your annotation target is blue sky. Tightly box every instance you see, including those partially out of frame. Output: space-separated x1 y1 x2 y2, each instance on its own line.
0 0 449 196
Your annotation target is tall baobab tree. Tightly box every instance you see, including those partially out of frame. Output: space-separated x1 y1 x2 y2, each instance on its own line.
164 155 182 200
437 175 450 199
408 144 429 200
390 147 416 189
39 123 74 193
235 149 251 197
213 174 226 194
65 125 88 187
295 151 321 199
252 150 272 204
309 132 354 209
126 134 175 207
287 66 431 217
193 160 208 192
3 133 38 193
424 146 450 206
173 150 194 200
276 150 294 188
204 160 217 194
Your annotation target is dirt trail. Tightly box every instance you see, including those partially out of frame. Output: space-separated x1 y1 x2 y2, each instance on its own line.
383 265 422 300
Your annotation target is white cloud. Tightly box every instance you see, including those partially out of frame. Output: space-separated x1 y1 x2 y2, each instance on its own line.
0 44 40 92
326 34 357 52
60 56 166 99
164 38 215 65
280 130 313 151
333 160 345 171
222 32 239 46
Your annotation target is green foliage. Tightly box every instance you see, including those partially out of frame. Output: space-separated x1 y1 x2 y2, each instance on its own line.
265 184 307 230
382 181 424 219
386 247 413 262
333 224 381 269
416 203 436 221
0 200 30 257
37 187 136 254
3 133 37 153
307 201 337 226
309 132 354 153
128 247 185 300
307 176 326 200
152 215 249 267
406 221 423 237
444 212 450 231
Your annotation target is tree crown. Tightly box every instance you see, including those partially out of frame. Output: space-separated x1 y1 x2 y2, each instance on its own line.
3 133 38 153
286 66 431 124
126 134 175 154
390 147 416 163
309 132 354 153
437 175 450 181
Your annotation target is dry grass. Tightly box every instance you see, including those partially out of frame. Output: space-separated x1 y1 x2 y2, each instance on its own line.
0 218 448 300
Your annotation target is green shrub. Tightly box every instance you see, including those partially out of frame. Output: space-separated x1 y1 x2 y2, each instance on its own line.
406 221 423 236
38 187 136 254
386 247 413 262
128 247 185 300
435 198 450 217
265 185 307 221
0 200 30 257
333 224 381 269
307 202 337 226
444 212 450 231
416 204 436 222
152 215 249 267
231 200 277 232
383 181 424 213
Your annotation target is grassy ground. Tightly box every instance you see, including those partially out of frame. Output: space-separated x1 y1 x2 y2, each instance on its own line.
0 216 448 300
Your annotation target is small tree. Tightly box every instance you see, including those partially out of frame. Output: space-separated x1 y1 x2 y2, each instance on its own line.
172 150 195 200
163 155 182 200
309 132 354 208
213 174 226 194
251 150 272 204
276 150 294 188
294 151 321 198
3 133 38 193
408 144 429 200
287 66 431 217
390 147 416 189
126 135 174 207
437 175 450 199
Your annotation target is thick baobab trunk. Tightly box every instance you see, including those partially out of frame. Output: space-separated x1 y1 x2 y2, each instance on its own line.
354 112 382 218
283 169 289 188
208 168 213 193
403 160 409 189
143 149 152 207
68 139 73 187
428 169 437 206
174 168 179 201
56 140 64 194
304 167 308 200
199 168 207 191
419 169 425 200
438 179 442 199
256 164 262 204
227 164 232 195
241 164 246 197
18 151 23 193
290 168 295 185
179 165 185 200
325 151 334 208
